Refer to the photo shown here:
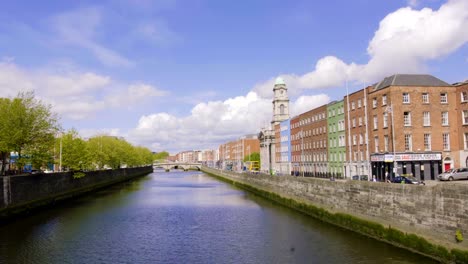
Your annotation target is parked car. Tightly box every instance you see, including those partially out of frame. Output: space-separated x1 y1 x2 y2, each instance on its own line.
351 175 368 181
391 176 425 185
437 168 468 181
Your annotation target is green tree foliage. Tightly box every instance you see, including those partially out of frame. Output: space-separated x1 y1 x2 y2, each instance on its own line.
153 151 169 161
0 92 59 173
243 152 260 162
56 129 92 171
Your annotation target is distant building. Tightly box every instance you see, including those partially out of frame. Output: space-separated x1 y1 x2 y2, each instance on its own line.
327 100 346 178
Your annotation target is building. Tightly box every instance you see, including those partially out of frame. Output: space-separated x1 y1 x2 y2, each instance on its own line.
455 80 468 168
327 100 346 178
290 115 301 175
218 135 260 171
368 74 456 181
258 77 290 174
274 119 291 175
344 86 371 179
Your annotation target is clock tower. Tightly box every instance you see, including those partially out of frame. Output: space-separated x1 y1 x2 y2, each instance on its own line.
271 77 290 126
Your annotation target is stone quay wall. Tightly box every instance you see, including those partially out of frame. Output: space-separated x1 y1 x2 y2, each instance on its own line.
0 166 153 218
202 167 468 255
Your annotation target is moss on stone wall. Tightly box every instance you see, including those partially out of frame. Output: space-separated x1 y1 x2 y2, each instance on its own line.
203 168 468 264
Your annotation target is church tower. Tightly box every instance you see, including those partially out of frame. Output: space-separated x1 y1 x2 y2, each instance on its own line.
271 77 290 126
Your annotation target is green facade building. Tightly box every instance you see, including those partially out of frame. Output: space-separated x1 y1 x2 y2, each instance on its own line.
327 100 346 178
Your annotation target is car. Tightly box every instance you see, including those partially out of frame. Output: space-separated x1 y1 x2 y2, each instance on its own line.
391 175 425 185
351 175 368 181
437 168 468 181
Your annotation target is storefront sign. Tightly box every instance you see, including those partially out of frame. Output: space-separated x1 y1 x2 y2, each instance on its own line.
371 153 441 162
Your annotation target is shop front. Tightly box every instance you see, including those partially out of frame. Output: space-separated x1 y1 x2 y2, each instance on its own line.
371 152 442 181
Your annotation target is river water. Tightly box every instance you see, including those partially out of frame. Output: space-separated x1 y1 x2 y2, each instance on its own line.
0 170 436 264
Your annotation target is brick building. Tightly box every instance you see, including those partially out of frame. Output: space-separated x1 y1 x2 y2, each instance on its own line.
455 80 468 168
368 74 456 181
218 134 260 171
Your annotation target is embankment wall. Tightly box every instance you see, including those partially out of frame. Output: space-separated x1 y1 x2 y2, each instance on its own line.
0 166 153 218
202 167 468 262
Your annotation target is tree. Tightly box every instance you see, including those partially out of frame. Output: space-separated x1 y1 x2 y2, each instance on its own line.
244 152 260 162
0 92 59 173
0 98 12 175
56 129 92 171
153 151 169 161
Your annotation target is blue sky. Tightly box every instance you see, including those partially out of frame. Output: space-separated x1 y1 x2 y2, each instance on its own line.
0 0 467 153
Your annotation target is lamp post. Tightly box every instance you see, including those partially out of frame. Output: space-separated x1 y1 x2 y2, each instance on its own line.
59 133 63 172
301 128 304 177
387 104 396 178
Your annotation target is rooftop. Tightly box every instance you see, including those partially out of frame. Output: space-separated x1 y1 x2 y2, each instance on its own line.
373 74 451 90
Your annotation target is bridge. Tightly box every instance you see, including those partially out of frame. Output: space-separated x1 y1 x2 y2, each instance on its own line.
153 162 202 171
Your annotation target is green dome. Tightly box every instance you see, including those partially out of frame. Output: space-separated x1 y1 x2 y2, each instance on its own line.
275 77 285 85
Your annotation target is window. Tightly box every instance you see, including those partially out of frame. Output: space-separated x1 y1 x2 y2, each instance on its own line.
404 134 412 151
358 117 363 126
374 136 379 152
403 93 410 103
443 133 450 150
384 135 389 152
358 99 362 108
372 98 377 108
424 134 431 151
351 101 355 110
352 118 356 128
359 134 363 145
373 115 378 129
423 112 431 126
382 95 387 106
422 93 429 103
441 111 449 126
463 110 468 125
383 112 388 128
461 92 468 103
464 133 468 150
353 135 357 145
440 93 448 104
403 112 411 126
280 104 285 115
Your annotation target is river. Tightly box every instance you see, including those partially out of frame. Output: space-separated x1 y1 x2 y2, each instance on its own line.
0 170 437 264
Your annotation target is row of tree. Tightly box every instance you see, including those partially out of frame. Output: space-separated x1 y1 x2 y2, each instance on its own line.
0 92 154 175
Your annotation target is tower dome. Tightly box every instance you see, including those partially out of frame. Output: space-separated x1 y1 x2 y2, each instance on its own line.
275 77 285 85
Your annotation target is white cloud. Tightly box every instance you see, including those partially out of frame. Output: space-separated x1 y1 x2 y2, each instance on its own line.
408 0 419 7
254 0 468 97
0 60 167 120
128 91 330 152
51 7 133 67
136 20 181 46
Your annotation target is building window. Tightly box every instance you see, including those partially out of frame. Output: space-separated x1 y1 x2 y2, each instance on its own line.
443 133 450 151
461 92 468 103
463 110 468 125
353 135 357 145
441 111 449 126
383 112 388 128
352 118 356 128
372 98 377 108
358 99 362 108
280 104 285 115
351 101 355 110
358 117 363 126
373 115 378 130
384 135 389 152
423 111 431 126
440 93 448 104
422 93 429 103
403 112 411 126
382 95 387 106
404 134 412 151
374 136 379 152
403 93 410 104
424 134 431 151
359 134 363 145
464 133 468 150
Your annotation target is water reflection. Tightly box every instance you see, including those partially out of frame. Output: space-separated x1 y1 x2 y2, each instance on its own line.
0 170 436 264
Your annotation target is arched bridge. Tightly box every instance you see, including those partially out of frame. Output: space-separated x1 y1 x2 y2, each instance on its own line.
153 162 202 171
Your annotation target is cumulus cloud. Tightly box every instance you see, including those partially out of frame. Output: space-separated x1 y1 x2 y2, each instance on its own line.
0 60 167 120
253 0 468 97
128 91 331 152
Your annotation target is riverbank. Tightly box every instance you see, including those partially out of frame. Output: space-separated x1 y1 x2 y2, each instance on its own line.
0 166 153 221
202 167 468 263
